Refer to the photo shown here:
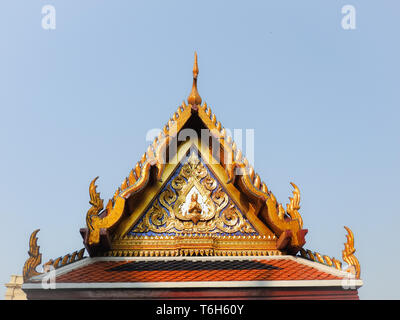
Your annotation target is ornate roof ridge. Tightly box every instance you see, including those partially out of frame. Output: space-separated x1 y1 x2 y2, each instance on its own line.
297 226 361 279
113 234 277 240
103 249 283 258
22 229 87 282
43 248 86 271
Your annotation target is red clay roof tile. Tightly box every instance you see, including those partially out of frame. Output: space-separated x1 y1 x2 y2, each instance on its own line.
54 258 344 284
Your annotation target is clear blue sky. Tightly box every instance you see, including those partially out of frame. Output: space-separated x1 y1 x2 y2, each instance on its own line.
1 0 399 299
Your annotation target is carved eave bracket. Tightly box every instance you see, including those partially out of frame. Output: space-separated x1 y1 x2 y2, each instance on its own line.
23 229 42 282
236 170 307 254
262 188 307 254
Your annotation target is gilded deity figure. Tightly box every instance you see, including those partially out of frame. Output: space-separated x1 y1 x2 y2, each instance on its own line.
187 192 202 224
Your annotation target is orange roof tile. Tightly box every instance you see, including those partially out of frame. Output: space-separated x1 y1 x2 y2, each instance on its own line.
53 258 344 284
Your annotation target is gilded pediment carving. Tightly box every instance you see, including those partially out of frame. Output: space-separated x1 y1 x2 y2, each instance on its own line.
131 153 257 235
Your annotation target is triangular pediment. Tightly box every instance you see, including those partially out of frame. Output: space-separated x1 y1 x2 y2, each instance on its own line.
128 151 259 236
102 140 280 257
112 138 276 239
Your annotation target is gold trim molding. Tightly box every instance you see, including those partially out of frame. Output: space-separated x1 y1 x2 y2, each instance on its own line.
108 234 279 257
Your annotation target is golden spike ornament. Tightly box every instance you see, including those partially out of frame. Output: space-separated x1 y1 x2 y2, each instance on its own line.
187 52 202 106
86 176 104 232
23 229 42 281
342 226 361 279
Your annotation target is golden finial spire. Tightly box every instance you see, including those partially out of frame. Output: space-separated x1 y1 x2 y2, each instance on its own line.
187 52 202 106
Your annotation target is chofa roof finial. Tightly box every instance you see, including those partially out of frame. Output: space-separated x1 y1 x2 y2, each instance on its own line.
187 52 202 106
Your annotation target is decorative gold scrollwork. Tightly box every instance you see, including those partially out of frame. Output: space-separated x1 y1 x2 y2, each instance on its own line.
171 175 185 190
132 153 256 234
212 187 229 208
219 202 239 227
203 176 217 192
149 203 168 226
160 185 177 208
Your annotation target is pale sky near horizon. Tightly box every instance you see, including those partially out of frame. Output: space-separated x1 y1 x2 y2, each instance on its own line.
1 0 399 299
